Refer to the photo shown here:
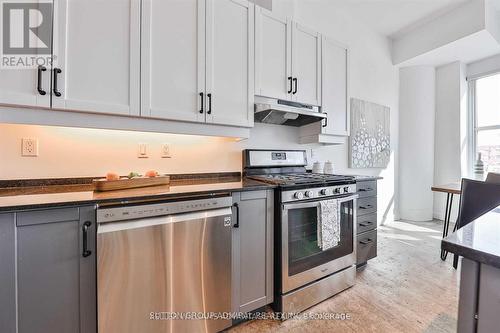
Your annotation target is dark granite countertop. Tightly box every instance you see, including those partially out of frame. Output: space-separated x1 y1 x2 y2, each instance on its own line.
442 207 500 269
0 177 275 212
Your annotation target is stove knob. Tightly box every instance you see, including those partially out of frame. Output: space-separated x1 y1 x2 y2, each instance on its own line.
294 192 304 200
305 190 314 198
344 186 350 193
320 188 331 196
334 188 341 194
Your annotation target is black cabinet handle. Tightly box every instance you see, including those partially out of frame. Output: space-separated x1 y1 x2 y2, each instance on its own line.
287 76 293 93
37 65 47 95
359 221 373 227
233 203 239 228
199 92 204 114
359 188 373 192
360 238 373 245
207 93 212 114
82 221 92 258
292 78 298 94
53 68 62 97
359 204 372 209
322 113 328 128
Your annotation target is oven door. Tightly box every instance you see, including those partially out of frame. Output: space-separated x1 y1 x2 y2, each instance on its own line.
281 195 357 293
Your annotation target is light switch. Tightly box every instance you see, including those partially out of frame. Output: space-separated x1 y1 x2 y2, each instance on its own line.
138 143 148 158
161 143 171 158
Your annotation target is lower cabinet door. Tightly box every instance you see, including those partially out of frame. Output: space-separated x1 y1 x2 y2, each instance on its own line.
232 190 273 314
16 206 96 333
357 229 377 265
0 213 16 333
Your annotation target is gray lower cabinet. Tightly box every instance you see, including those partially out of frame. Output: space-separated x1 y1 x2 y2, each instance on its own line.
231 190 274 315
0 213 16 333
0 206 96 333
356 180 378 267
458 258 500 333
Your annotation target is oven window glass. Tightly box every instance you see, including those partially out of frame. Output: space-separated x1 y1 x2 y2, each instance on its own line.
287 200 353 276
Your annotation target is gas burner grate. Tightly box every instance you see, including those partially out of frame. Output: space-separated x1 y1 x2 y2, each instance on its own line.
248 173 355 186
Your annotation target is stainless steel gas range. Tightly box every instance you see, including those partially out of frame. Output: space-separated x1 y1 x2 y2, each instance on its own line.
243 149 357 315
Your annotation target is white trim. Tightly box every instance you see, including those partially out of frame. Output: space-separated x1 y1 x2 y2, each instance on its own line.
0 106 250 139
467 80 476 176
476 125 500 131
467 69 500 81
468 72 500 174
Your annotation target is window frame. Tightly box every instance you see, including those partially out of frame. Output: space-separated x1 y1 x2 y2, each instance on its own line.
468 71 500 175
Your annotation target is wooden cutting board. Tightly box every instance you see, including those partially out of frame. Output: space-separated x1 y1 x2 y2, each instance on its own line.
93 176 170 192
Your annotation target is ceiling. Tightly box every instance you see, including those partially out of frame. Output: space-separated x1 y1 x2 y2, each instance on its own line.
317 0 471 38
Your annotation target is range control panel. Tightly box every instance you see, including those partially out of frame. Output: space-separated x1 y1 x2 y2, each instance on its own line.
97 196 232 223
281 184 357 203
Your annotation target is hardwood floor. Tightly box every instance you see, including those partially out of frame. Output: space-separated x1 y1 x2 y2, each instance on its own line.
230 220 459 333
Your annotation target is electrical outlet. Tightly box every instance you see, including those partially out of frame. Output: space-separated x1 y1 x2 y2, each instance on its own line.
310 148 316 160
138 143 148 158
161 143 171 158
22 138 39 157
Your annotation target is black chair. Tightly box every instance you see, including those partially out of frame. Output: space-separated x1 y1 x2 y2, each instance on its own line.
486 172 500 184
452 177 500 268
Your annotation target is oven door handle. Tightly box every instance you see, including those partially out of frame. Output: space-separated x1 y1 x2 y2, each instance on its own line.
282 201 320 210
282 194 358 210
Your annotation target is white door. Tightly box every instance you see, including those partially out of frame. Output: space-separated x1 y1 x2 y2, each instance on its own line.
254 7 291 100
0 1 51 108
206 0 254 127
141 0 206 123
292 23 321 106
321 36 349 136
52 0 140 115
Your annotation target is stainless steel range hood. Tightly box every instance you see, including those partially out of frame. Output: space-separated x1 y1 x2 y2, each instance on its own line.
254 96 326 127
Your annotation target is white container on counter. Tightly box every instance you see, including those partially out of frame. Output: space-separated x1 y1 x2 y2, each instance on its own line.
312 162 323 174
324 161 334 174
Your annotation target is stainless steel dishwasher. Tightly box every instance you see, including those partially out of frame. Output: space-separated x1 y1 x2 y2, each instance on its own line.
96 195 233 333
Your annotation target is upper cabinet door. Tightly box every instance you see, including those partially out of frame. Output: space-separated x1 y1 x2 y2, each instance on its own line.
321 36 349 136
292 23 321 106
52 0 140 116
0 0 51 109
255 7 291 101
141 0 206 123
206 0 254 127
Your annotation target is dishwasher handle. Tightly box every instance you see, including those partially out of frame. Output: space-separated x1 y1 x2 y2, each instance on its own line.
98 207 233 234
232 203 239 228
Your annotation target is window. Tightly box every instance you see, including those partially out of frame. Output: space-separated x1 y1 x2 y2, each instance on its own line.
471 73 500 173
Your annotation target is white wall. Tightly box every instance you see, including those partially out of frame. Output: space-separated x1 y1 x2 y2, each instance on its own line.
433 62 467 221
399 66 436 221
0 1 399 224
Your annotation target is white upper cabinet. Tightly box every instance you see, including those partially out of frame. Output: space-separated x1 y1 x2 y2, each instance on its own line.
206 0 254 127
0 0 51 109
0 65 51 110
141 0 206 123
254 13 321 106
52 0 140 116
321 36 349 136
255 8 291 100
291 23 321 106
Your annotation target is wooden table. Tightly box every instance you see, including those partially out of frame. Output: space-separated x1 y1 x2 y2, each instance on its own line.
431 182 461 260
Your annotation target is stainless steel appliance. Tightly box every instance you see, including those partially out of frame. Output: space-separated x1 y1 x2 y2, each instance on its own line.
244 149 357 314
254 96 326 126
97 195 233 333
